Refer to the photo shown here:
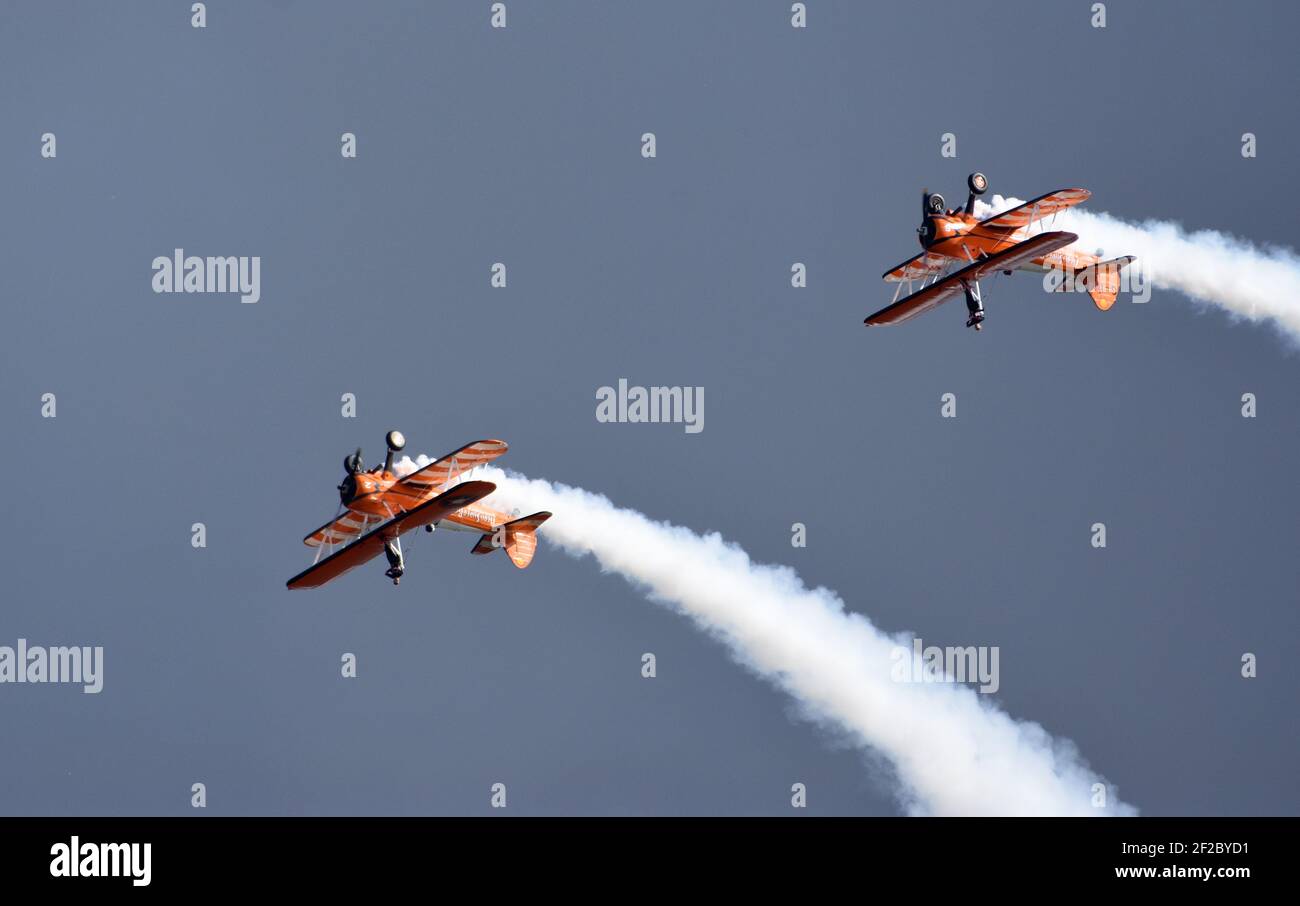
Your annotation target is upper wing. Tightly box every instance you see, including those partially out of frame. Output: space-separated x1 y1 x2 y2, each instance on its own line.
287 480 497 590
976 189 1090 231
864 231 1077 326
882 250 949 283
393 439 509 497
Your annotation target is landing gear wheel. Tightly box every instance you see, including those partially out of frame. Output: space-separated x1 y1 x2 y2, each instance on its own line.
968 172 987 194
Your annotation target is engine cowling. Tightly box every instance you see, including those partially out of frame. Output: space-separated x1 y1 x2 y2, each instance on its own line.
919 191 945 247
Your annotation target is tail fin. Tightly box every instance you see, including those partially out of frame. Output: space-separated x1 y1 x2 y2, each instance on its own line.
470 511 552 568
503 512 551 568
1085 256 1135 311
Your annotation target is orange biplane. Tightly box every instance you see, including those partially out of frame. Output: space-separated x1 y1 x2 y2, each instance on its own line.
864 172 1135 330
286 431 550 590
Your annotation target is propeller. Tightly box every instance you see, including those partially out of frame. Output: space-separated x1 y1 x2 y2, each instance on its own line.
344 447 363 475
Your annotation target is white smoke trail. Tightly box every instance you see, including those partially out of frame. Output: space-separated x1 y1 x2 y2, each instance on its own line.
406 457 1133 817
976 194 1300 342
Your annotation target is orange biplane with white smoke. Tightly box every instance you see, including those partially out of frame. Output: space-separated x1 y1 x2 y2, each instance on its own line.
864 172 1135 330
286 431 550 590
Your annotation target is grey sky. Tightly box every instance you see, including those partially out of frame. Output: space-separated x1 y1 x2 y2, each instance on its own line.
1 0 1296 816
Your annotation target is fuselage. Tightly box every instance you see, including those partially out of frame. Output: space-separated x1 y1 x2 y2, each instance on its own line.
342 469 509 535
922 211 1101 273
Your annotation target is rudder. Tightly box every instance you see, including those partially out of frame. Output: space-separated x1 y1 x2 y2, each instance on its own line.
1085 256 1135 311
504 512 551 568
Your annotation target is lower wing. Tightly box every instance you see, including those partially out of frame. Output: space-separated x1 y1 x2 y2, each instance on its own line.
864 231 1077 326
286 480 497 590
